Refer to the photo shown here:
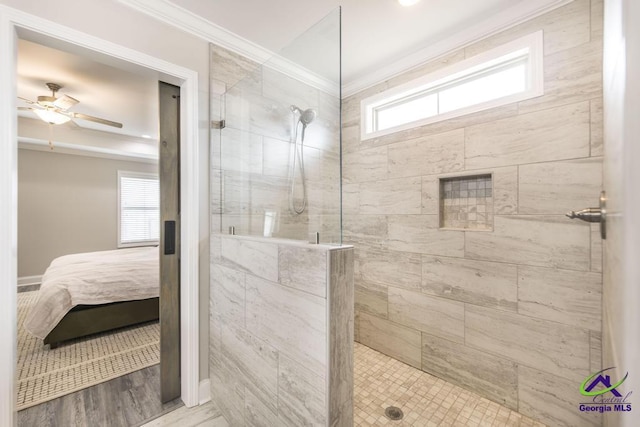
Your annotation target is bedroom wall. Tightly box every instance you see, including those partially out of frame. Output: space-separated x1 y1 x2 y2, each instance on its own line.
0 0 212 382
18 149 157 278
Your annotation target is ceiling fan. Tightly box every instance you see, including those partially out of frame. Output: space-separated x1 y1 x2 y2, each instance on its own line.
18 82 123 129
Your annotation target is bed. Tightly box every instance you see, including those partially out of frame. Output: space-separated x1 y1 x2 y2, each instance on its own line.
24 246 160 349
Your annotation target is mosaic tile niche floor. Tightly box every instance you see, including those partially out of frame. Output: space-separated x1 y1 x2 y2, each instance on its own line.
354 343 546 427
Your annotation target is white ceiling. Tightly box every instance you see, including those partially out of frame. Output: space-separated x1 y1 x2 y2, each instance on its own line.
168 0 544 85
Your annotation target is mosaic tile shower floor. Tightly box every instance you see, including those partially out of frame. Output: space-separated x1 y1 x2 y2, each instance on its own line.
354 342 546 427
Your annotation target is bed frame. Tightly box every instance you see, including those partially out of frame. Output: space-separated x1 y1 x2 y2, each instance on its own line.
44 297 159 349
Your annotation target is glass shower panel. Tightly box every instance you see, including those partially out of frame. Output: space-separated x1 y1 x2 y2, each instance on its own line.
220 8 341 244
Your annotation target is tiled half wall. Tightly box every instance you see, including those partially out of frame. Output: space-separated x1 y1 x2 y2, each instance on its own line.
342 1 604 426
209 235 354 426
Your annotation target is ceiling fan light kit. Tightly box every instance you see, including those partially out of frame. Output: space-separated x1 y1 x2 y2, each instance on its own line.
33 108 71 125
18 82 123 129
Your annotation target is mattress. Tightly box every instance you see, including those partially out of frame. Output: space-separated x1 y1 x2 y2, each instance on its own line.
24 246 159 339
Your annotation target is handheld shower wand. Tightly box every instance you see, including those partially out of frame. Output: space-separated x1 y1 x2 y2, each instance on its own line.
289 105 317 215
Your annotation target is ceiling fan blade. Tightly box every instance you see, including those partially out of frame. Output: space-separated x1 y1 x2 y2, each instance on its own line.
17 106 33 111
72 112 123 129
53 95 79 111
18 97 36 105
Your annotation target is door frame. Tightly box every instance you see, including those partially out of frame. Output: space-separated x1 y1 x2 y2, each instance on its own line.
0 5 200 425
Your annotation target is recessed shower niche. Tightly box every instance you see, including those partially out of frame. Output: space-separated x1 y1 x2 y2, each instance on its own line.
439 174 493 230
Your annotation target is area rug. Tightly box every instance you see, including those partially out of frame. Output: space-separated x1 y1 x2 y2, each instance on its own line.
17 291 160 410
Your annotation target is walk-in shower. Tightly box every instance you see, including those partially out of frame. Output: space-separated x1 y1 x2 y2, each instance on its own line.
216 7 342 244
288 104 317 215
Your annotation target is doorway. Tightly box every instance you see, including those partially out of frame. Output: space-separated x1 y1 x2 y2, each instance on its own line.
0 7 200 425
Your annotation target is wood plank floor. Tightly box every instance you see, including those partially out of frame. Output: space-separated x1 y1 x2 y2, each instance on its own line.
18 365 182 427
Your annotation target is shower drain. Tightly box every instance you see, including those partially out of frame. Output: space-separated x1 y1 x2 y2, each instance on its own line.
384 406 404 421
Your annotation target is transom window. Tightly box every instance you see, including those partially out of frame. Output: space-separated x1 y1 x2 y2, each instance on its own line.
361 31 544 140
118 171 159 247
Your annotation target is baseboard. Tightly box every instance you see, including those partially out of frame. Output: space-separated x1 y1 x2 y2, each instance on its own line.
198 379 211 405
18 275 42 286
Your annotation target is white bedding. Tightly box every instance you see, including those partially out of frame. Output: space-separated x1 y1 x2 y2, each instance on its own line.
24 247 159 339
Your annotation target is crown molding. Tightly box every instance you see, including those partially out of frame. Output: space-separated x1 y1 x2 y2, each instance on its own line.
117 0 338 95
119 0 571 98
342 0 573 97
19 137 159 163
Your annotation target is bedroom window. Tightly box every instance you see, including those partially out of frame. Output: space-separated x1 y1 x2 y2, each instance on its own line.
118 171 160 248
360 31 544 140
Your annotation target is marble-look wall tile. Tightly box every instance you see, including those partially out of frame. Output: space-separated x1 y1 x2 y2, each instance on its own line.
518 365 601 427
357 247 422 292
387 215 464 257
220 126 263 174
388 287 465 343
341 95 360 128
221 171 288 216
358 312 421 369
421 334 518 410
590 98 603 156
590 331 602 372
386 50 465 88
464 0 590 58
518 266 602 331
465 215 591 271
262 136 291 178
591 223 603 272
210 352 246 427
355 279 388 318
342 184 360 214
278 354 327 427
591 0 604 41
359 177 422 214
343 146 388 184
261 67 319 116
220 325 278 412
245 274 327 374
518 40 602 115
329 249 354 427
518 157 603 214
465 102 590 169
211 169 223 215
466 305 590 381
278 246 327 298
422 256 518 312
387 129 465 178
211 264 245 325
421 177 439 215
343 215 387 250
341 124 360 154
244 389 280 427
221 236 279 282
210 44 260 88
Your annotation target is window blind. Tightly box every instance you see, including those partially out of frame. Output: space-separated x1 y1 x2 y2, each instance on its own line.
119 172 159 246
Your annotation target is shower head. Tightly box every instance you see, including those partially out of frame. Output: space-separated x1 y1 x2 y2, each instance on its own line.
290 105 317 126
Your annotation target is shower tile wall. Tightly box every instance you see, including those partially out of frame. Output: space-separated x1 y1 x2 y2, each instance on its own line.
210 236 353 426
343 1 603 426
211 45 341 244
210 44 353 426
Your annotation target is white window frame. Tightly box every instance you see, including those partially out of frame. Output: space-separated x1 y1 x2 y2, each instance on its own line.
361 31 544 140
117 170 160 248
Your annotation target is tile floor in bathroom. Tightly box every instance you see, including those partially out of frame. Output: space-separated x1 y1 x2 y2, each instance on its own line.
148 342 547 426
354 342 546 427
